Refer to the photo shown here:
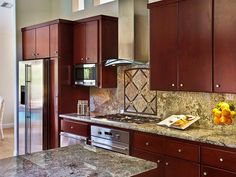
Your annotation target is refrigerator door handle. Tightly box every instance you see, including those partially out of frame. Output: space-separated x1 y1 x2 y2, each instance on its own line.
25 64 32 154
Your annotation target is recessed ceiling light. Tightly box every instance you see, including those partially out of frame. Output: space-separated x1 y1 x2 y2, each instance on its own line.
1 2 13 8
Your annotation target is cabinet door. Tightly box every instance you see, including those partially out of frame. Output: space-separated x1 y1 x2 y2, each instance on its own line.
149 2 178 91
50 24 59 57
214 0 236 93
132 148 164 177
178 0 212 92
22 29 35 60
74 23 86 64
36 26 50 58
165 156 200 177
201 166 236 177
85 20 99 63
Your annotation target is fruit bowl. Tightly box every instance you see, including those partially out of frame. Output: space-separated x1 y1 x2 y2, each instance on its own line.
212 102 236 125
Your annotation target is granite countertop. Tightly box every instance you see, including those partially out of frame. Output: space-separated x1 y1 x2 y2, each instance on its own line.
60 113 236 149
0 144 156 177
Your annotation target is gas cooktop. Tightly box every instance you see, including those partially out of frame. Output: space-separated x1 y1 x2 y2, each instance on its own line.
94 114 160 124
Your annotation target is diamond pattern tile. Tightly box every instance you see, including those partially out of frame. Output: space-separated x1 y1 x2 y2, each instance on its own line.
124 68 157 115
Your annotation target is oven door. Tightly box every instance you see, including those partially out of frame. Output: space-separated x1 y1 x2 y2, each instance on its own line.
74 64 97 86
60 132 87 147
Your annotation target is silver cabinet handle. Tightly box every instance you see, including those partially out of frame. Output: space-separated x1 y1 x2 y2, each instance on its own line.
86 57 89 60
157 160 161 163
91 140 128 151
203 172 207 176
178 149 182 153
171 83 175 87
165 162 169 166
70 126 74 129
216 84 220 88
81 58 84 60
145 142 150 146
180 83 184 87
220 158 223 162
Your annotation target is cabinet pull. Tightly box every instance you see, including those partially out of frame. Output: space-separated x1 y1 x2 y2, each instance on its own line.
165 162 169 166
86 57 89 60
180 83 184 87
81 58 84 61
70 126 74 129
203 172 207 176
216 84 220 88
219 158 223 162
157 160 161 163
145 142 149 146
178 149 182 153
171 83 175 87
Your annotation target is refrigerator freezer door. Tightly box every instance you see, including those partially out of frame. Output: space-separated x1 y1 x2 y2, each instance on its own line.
18 60 49 155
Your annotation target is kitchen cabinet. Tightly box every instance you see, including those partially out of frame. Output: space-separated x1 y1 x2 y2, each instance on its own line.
178 0 212 92
22 26 50 59
214 0 236 93
132 132 200 177
148 0 212 92
50 24 59 57
148 1 178 91
61 119 89 137
74 15 118 88
201 166 236 177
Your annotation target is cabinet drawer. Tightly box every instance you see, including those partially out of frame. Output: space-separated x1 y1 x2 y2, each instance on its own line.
165 139 200 162
201 146 236 173
201 166 236 177
133 132 164 153
61 119 89 137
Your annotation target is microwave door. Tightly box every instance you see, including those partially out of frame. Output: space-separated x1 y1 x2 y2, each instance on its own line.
75 64 97 86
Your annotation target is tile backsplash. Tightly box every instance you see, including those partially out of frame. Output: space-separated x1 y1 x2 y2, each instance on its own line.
90 65 236 129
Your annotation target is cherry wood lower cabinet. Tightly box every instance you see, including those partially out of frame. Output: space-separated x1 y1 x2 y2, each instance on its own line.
61 119 89 137
201 166 236 177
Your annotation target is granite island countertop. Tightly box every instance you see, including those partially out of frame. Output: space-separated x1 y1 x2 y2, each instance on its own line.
60 113 236 149
0 144 156 177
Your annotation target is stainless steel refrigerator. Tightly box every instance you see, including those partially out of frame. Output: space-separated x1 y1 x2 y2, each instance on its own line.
17 59 49 155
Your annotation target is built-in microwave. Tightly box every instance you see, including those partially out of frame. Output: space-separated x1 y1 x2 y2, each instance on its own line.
74 64 98 86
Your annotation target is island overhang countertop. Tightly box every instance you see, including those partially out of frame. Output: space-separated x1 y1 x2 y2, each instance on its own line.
0 144 156 177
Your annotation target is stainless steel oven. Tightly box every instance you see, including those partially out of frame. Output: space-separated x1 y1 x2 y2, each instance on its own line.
91 125 130 155
74 64 97 86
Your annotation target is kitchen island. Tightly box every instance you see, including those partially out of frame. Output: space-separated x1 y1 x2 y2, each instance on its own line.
0 144 156 177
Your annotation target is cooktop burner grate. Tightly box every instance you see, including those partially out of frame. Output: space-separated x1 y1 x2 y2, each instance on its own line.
94 114 160 124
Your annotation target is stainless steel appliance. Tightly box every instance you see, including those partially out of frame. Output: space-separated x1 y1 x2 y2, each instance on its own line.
17 59 49 155
74 64 97 86
91 125 130 155
94 114 160 124
60 132 87 147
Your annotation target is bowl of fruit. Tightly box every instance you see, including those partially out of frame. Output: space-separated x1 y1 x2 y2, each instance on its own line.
212 102 236 125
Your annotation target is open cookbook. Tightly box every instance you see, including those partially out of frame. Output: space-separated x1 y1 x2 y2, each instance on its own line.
157 115 200 130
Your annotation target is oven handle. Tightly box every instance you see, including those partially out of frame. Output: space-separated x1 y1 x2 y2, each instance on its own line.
60 132 87 141
90 140 129 151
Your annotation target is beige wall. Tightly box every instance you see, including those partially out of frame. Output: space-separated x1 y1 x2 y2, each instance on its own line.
0 5 15 127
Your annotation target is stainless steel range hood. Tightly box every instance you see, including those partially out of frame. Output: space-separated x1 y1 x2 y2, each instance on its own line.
105 0 148 66
104 58 144 67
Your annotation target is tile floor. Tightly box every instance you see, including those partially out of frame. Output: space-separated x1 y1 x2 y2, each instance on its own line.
0 128 14 160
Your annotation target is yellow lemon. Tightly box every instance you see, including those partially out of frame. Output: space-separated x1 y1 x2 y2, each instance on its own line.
221 102 230 110
212 108 219 114
214 110 222 118
230 111 236 118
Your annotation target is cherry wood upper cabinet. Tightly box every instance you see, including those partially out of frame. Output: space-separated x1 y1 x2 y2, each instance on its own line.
22 29 36 60
50 24 59 58
214 0 236 93
35 26 50 59
178 0 212 92
73 23 86 64
85 20 99 63
148 0 212 92
74 20 98 64
149 1 178 91
22 26 49 59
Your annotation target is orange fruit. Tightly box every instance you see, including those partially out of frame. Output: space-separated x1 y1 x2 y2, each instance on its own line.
225 118 233 125
219 116 228 124
230 111 236 118
213 116 221 125
222 108 231 117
